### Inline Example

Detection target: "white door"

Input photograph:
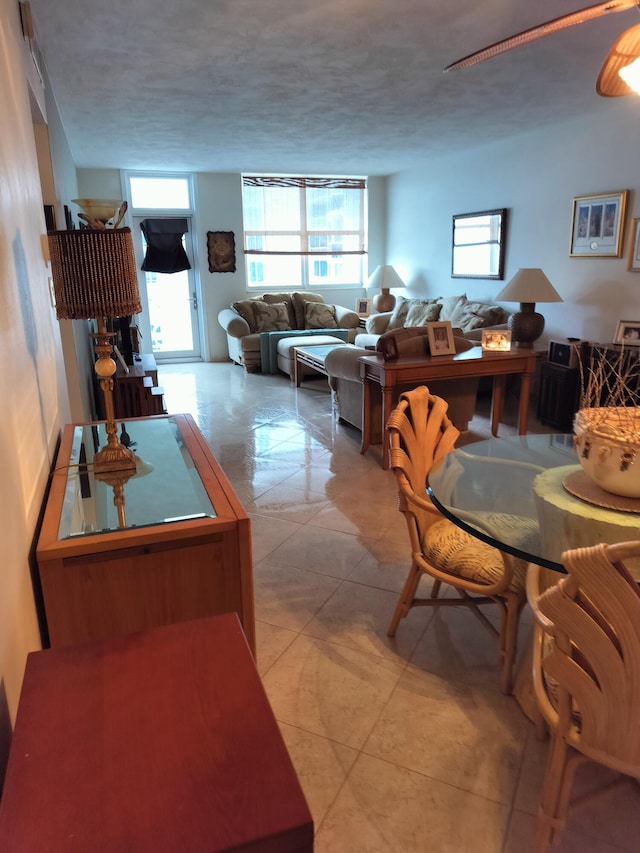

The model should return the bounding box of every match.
[132,215,201,361]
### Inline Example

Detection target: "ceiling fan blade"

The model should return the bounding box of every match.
[597,22,640,94]
[444,0,639,72]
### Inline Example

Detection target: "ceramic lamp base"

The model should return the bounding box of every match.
[508,302,544,348]
[372,288,396,313]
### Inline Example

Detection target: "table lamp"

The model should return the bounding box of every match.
[495,268,562,348]
[48,228,142,472]
[365,265,404,312]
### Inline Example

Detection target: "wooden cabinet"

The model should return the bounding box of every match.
[537,362,580,432]
[36,414,255,654]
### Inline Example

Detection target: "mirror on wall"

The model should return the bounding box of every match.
[451,208,507,279]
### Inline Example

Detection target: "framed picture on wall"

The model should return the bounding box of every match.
[570,190,628,257]
[628,218,640,272]
[614,320,640,345]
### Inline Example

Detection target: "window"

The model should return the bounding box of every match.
[242,175,367,289]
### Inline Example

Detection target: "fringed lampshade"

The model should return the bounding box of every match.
[48,227,142,472]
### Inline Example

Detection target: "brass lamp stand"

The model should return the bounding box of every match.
[48,227,142,473]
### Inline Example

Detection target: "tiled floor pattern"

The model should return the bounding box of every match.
[159,361,640,853]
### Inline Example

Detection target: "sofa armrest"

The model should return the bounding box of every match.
[218,307,250,338]
[366,312,392,335]
[463,322,509,343]
[334,305,360,329]
[324,346,369,383]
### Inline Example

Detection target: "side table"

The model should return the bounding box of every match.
[0,615,313,852]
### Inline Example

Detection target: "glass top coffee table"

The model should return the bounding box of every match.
[293,342,351,386]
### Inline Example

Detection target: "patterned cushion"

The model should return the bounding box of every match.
[405,300,442,327]
[262,292,297,328]
[304,301,338,329]
[436,294,467,321]
[424,515,535,594]
[232,299,258,331]
[252,300,291,332]
[448,300,504,332]
[292,291,324,328]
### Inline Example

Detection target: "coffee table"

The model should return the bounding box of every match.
[294,341,350,386]
[359,346,538,468]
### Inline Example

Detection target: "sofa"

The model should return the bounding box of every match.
[324,326,480,442]
[217,291,360,373]
[355,293,509,349]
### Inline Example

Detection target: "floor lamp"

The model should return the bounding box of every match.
[49,228,142,472]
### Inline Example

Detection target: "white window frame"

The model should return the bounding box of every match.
[242,174,367,290]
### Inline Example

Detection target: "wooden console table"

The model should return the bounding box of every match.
[36,413,255,654]
[360,346,538,468]
[0,614,313,851]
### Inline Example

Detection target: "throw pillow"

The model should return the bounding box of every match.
[448,299,504,332]
[387,296,412,330]
[252,301,292,332]
[304,301,338,329]
[405,300,442,327]
[262,292,296,328]
[436,294,467,322]
[232,299,258,332]
[292,291,324,328]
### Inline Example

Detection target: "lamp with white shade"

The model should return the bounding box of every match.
[495,268,562,348]
[365,265,404,312]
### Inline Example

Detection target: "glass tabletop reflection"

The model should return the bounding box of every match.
[427,434,640,573]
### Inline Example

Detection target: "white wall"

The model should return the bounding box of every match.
[0,0,70,780]
[386,102,640,347]
[77,170,387,361]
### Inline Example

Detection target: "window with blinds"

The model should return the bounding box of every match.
[242,175,367,289]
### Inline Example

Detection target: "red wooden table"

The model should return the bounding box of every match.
[0,614,313,852]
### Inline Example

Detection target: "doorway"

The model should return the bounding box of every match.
[132,216,201,361]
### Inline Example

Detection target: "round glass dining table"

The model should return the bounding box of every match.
[427,434,640,574]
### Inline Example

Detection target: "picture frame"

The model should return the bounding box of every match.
[378,335,399,361]
[356,297,371,316]
[570,190,628,257]
[614,320,640,346]
[427,321,456,356]
[627,217,640,272]
[481,329,512,352]
[207,230,236,273]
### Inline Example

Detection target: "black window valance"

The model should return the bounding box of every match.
[140,218,191,273]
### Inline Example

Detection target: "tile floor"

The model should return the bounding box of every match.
[159,361,640,853]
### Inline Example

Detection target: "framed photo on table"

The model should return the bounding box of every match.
[427,321,456,356]
[570,190,628,257]
[356,297,371,316]
[614,320,640,345]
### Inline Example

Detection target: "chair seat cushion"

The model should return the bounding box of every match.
[425,516,536,593]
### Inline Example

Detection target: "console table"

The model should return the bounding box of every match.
[36,414,255,654]
[359,346,538,468]
[0,614,313,851]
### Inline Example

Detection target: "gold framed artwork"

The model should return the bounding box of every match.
[627,218,640,272]
[427,321,456,356]
[570,190,628,257]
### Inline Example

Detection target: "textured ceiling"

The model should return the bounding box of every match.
[26,0,639,176]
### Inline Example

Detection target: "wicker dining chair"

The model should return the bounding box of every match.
[527,541,640,853]
[386,385,531,695]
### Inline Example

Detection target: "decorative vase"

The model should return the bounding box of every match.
[573,407,640,498]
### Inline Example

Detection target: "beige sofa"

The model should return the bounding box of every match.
[218,291,359,372]
[324,327,480,441]
[355,293,509,349]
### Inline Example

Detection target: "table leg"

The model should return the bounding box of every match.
[294,352,302,387]
[518,373,531,435]
[381,385,394,470]
[360,380,371,455]
[491,375,505,437]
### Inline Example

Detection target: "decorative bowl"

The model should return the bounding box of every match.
[573,407,640,498]
[71,199,122,223]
